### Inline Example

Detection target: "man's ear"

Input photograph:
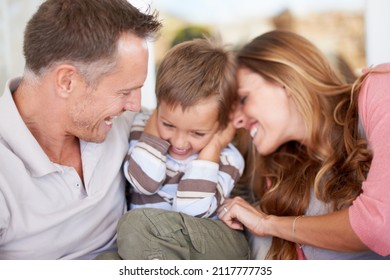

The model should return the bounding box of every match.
[54,64,78,98]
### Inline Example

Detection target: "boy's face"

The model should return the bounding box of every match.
[157,99,220,160]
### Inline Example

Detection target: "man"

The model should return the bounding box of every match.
[0,0,161,259]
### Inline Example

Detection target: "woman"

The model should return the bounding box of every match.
[219,30,390,260]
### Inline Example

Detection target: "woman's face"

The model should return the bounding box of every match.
[233,67,306,155]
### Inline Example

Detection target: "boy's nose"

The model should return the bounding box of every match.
[172,133,188,149]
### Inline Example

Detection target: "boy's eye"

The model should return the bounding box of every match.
[240,96,247,105]
[191,131,206,137]
[162,122,174,128]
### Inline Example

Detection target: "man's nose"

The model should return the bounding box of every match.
[124,90,141,112]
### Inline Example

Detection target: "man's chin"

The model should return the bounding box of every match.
[79,134,107,144]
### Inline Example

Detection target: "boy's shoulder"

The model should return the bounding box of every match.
[220,143,245,174]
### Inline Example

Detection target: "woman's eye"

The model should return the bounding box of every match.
[240,96,247,105]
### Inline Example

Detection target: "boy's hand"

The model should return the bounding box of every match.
[198,122,236,162]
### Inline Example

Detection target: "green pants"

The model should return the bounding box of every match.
[97,208,250,260]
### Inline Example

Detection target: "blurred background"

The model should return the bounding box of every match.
[1,0,389,109]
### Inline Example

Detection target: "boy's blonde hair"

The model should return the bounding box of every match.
[155,37,237,130]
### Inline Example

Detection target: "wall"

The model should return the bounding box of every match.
[0,0,43,94]
[365,0,390,66]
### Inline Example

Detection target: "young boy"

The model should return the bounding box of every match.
[124,38,244,219]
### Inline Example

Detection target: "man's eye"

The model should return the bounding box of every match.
[118,90,132,96]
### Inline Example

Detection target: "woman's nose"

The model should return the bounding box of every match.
[232,107,248,129]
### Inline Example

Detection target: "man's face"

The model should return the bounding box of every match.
[67,33,148,143]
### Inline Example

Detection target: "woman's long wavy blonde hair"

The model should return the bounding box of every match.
[236,30,372,259]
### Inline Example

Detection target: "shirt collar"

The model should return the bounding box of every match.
[0,78,58,177]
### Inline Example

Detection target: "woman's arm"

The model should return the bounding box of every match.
[219,197,368,252]
[348,64,390,255]
[268,208,368,252]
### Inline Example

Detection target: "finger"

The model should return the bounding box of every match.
[228,220,244,231]
[218,210,244,231]
[217,205,230,218]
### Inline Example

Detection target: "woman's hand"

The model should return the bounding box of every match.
[218,196,269,236]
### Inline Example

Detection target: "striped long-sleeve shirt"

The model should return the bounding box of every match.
[124,112,245,219]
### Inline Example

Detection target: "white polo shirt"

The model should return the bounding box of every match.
[0,78,135,259]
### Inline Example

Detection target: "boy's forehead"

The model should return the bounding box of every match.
[158,100,219,128]
[161,97,219,112]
